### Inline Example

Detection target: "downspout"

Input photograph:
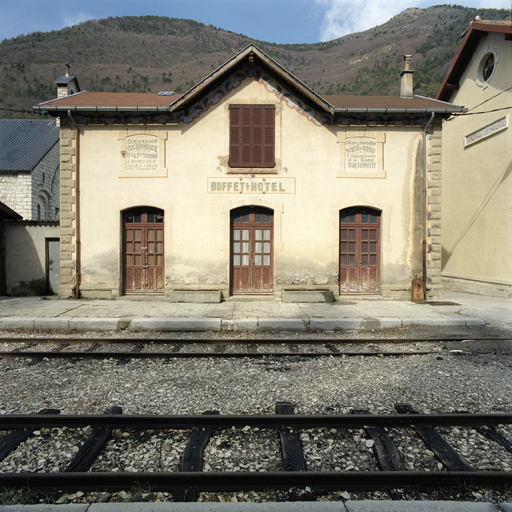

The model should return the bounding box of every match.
[67,110,80,298]
[422,112,435,298]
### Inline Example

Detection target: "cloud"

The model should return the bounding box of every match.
[316,0,417,41]
[316,0,512,41]
[63,12,94,28]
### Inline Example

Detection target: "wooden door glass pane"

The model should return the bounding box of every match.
[231,206,273,293]
[123,207,164,294]
[340,207,380,293]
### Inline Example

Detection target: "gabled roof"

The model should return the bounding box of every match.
[34,44,464,116]
[0,120,59,172]
[169,45,335,115]
[437,20,512,102]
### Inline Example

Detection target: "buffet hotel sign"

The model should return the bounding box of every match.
[464,116,508,147]
[207,177,294,194]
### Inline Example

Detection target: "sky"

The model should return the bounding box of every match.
[0,0,510,44]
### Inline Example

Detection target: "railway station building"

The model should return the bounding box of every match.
[35,45,464,302]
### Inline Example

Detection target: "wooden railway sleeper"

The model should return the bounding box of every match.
[394,403,473,471]
[177,410,219,502]
[0,409,60,462]
[352,409,406,471]
[65,406,122,472]
[276,402,307,472]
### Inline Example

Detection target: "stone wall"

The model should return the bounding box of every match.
[425,119,443,300]
[57,122,76,298]
[0,172,32,219]
[31,142,60,220]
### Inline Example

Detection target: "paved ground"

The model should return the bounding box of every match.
[0,291,510,332]
[1,499,512,511]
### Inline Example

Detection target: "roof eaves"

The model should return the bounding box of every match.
[34,103,171,114]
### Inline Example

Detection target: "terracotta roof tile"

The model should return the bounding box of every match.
[324,95,459,111]
[37,91,182,109]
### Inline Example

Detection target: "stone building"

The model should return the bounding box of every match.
[0,119,61,295]
[35,45,464,301]
[437,20,512,297]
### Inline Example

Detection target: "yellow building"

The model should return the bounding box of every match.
[437,21,512,297]
[35,45,463,302]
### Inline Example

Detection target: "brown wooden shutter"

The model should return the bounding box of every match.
[229,105,275,168]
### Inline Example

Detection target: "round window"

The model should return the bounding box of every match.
[476,50,497,86]
[482,54,494,81]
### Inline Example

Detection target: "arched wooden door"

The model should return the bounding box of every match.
[231,206,273,294]
[339,207,380,293]
[123,207,164,294]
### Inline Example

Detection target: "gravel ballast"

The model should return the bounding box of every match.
[0,327,511,506]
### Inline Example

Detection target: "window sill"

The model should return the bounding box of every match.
[227,167,279,175]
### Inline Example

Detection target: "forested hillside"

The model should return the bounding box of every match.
[0,5,510,118]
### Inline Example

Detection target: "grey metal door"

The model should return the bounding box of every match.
[46,238,60,295]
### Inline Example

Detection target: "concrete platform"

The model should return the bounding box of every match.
[0,291,510,332]
[1,500,511,511]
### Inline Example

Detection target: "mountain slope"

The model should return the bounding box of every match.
[0,5,510,119]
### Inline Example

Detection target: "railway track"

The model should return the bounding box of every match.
[0,403,511,499]
[0,336,510,361]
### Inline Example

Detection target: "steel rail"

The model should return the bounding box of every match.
[0,350,447,359]
[1,413,511,429]
[0,471,510,492]
[0,337,510,344]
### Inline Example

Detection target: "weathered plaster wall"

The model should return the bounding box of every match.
[441,34,512,297]
[4,222,59,296]
[60,77,438,300]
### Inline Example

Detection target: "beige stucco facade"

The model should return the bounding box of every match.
[39,46,458,301]
[4,222,59,296]
[439,22,512,297]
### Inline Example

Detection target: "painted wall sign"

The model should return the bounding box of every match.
[345,137,377,170]
[207,178,294,194]
[464,116,508,147]
[125,135,159,171]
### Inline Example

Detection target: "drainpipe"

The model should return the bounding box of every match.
[67,110,80,298]
[422,112,435,298]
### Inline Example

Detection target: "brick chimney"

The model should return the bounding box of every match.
[400,55,414,99]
